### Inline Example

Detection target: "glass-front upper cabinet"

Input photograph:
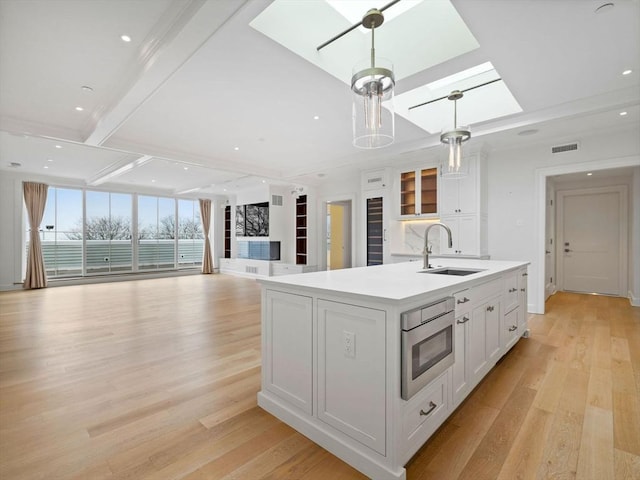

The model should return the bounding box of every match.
[399,167,438,218]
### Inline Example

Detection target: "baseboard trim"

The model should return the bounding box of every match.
[628,290,639,307]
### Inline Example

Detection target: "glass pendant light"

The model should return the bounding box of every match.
[351,9,395,149]
[440,90,470,177]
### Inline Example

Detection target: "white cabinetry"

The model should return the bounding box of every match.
[402,370,449,463]
[317,300,387,455]
[502,266,529,352]
[263,290,313,414]
[440,157,478,215]
[438,154,488,258]
[452,278,502,407]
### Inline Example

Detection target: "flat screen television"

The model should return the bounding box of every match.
[236,202,269,237]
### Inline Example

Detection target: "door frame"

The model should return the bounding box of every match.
[556,185,628,296]
[318,194,356,271]
[533,155,639,313]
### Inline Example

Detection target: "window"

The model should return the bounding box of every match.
[24,187,207,279]
[32,187,83,277]
[177,199,203,267]
[138,196,176,270]
[85,191,133,273]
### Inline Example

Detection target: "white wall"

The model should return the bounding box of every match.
[487,129,640,312]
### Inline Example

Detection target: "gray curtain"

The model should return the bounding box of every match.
[199,198,213,274]
[23,182,48,289]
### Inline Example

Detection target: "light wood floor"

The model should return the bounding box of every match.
[1,275,638,480]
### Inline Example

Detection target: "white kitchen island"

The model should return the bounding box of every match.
[257,259,529,480]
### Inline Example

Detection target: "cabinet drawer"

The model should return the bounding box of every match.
[403,371,449,456]
[453,289,473,315]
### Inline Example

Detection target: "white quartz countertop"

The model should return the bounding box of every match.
[259,259,529,303]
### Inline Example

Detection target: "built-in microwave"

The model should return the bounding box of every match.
[401,297,455,400]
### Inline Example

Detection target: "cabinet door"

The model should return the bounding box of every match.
[502,307,520,351]
[485,297,502,364]
[457,215,478,255]
[452,312,470,406]
[439,177,460,216]
[468,303,488,380]
[264,290,313,415]
[439,216,458,255]
[420,168,438,215]
[457,158,477,214]
[400,170,417,216]
[317,300,386,455]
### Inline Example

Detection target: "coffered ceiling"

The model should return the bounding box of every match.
[0,0,638,196]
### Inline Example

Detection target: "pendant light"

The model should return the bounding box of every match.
[351,9,395,149]
[440,90,470,177]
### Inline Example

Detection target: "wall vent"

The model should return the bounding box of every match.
[271,194,283,206]
[246,266,258,274]
[551,142,579,154]
[367,176,383,184]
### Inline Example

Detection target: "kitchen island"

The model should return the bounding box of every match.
[257,259,529,480]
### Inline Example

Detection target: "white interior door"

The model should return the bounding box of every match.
[557,187,627,295]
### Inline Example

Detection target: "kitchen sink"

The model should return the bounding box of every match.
[419,268,485,276]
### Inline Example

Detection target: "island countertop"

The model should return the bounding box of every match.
[258,258,529,303]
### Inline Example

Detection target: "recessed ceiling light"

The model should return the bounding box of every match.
[223,188,227,192]
[121,34,131,42]
[234,146,240,151]
[183,167,189,170]
[55,145,62,149]
[81,85,93,92]
[620,111,628,116]
[75,106,84,111]
[261,179,266,183]
[151,179,156,183]
[313,115,320,120]
[587,172,593,176]
[47,158,53,162]
[44,165,49,169]
[622,69,632,75]
[518,129,539,136]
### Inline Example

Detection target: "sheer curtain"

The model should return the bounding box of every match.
[199,198,213,274]
[23,182,48,289]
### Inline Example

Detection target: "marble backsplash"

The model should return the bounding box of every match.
[390,220,442,255]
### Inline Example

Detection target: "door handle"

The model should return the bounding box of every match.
[545,250,551,254]
[564,248,571,253]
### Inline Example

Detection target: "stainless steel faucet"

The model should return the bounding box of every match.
[423,223,453,269]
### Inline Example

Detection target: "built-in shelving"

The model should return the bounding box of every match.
[367,197,383,266]
[224,205,231,258]
[296,195,307,265]
[399,167,438,218]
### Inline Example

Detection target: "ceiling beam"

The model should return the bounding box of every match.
[83,0,248,147]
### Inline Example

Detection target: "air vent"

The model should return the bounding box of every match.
[246,266,258,274]
[367,176,383,184]
[551,142,579,154]
[271,194,283,206]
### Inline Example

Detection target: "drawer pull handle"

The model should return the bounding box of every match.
[486,305,495,312]
[509,288,517,293]
[522,272,528,277]
[420,401,437,417]
[457,316,470,324]
[520,288,526,292]
[509,325,518,332]
[457,297,470,304]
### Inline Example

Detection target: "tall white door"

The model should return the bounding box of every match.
[558,187,627,295]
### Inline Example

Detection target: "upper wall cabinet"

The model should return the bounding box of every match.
[398,167,438,218]
[439,157,480,216]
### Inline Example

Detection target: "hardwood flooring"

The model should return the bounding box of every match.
[1,275,638,479]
